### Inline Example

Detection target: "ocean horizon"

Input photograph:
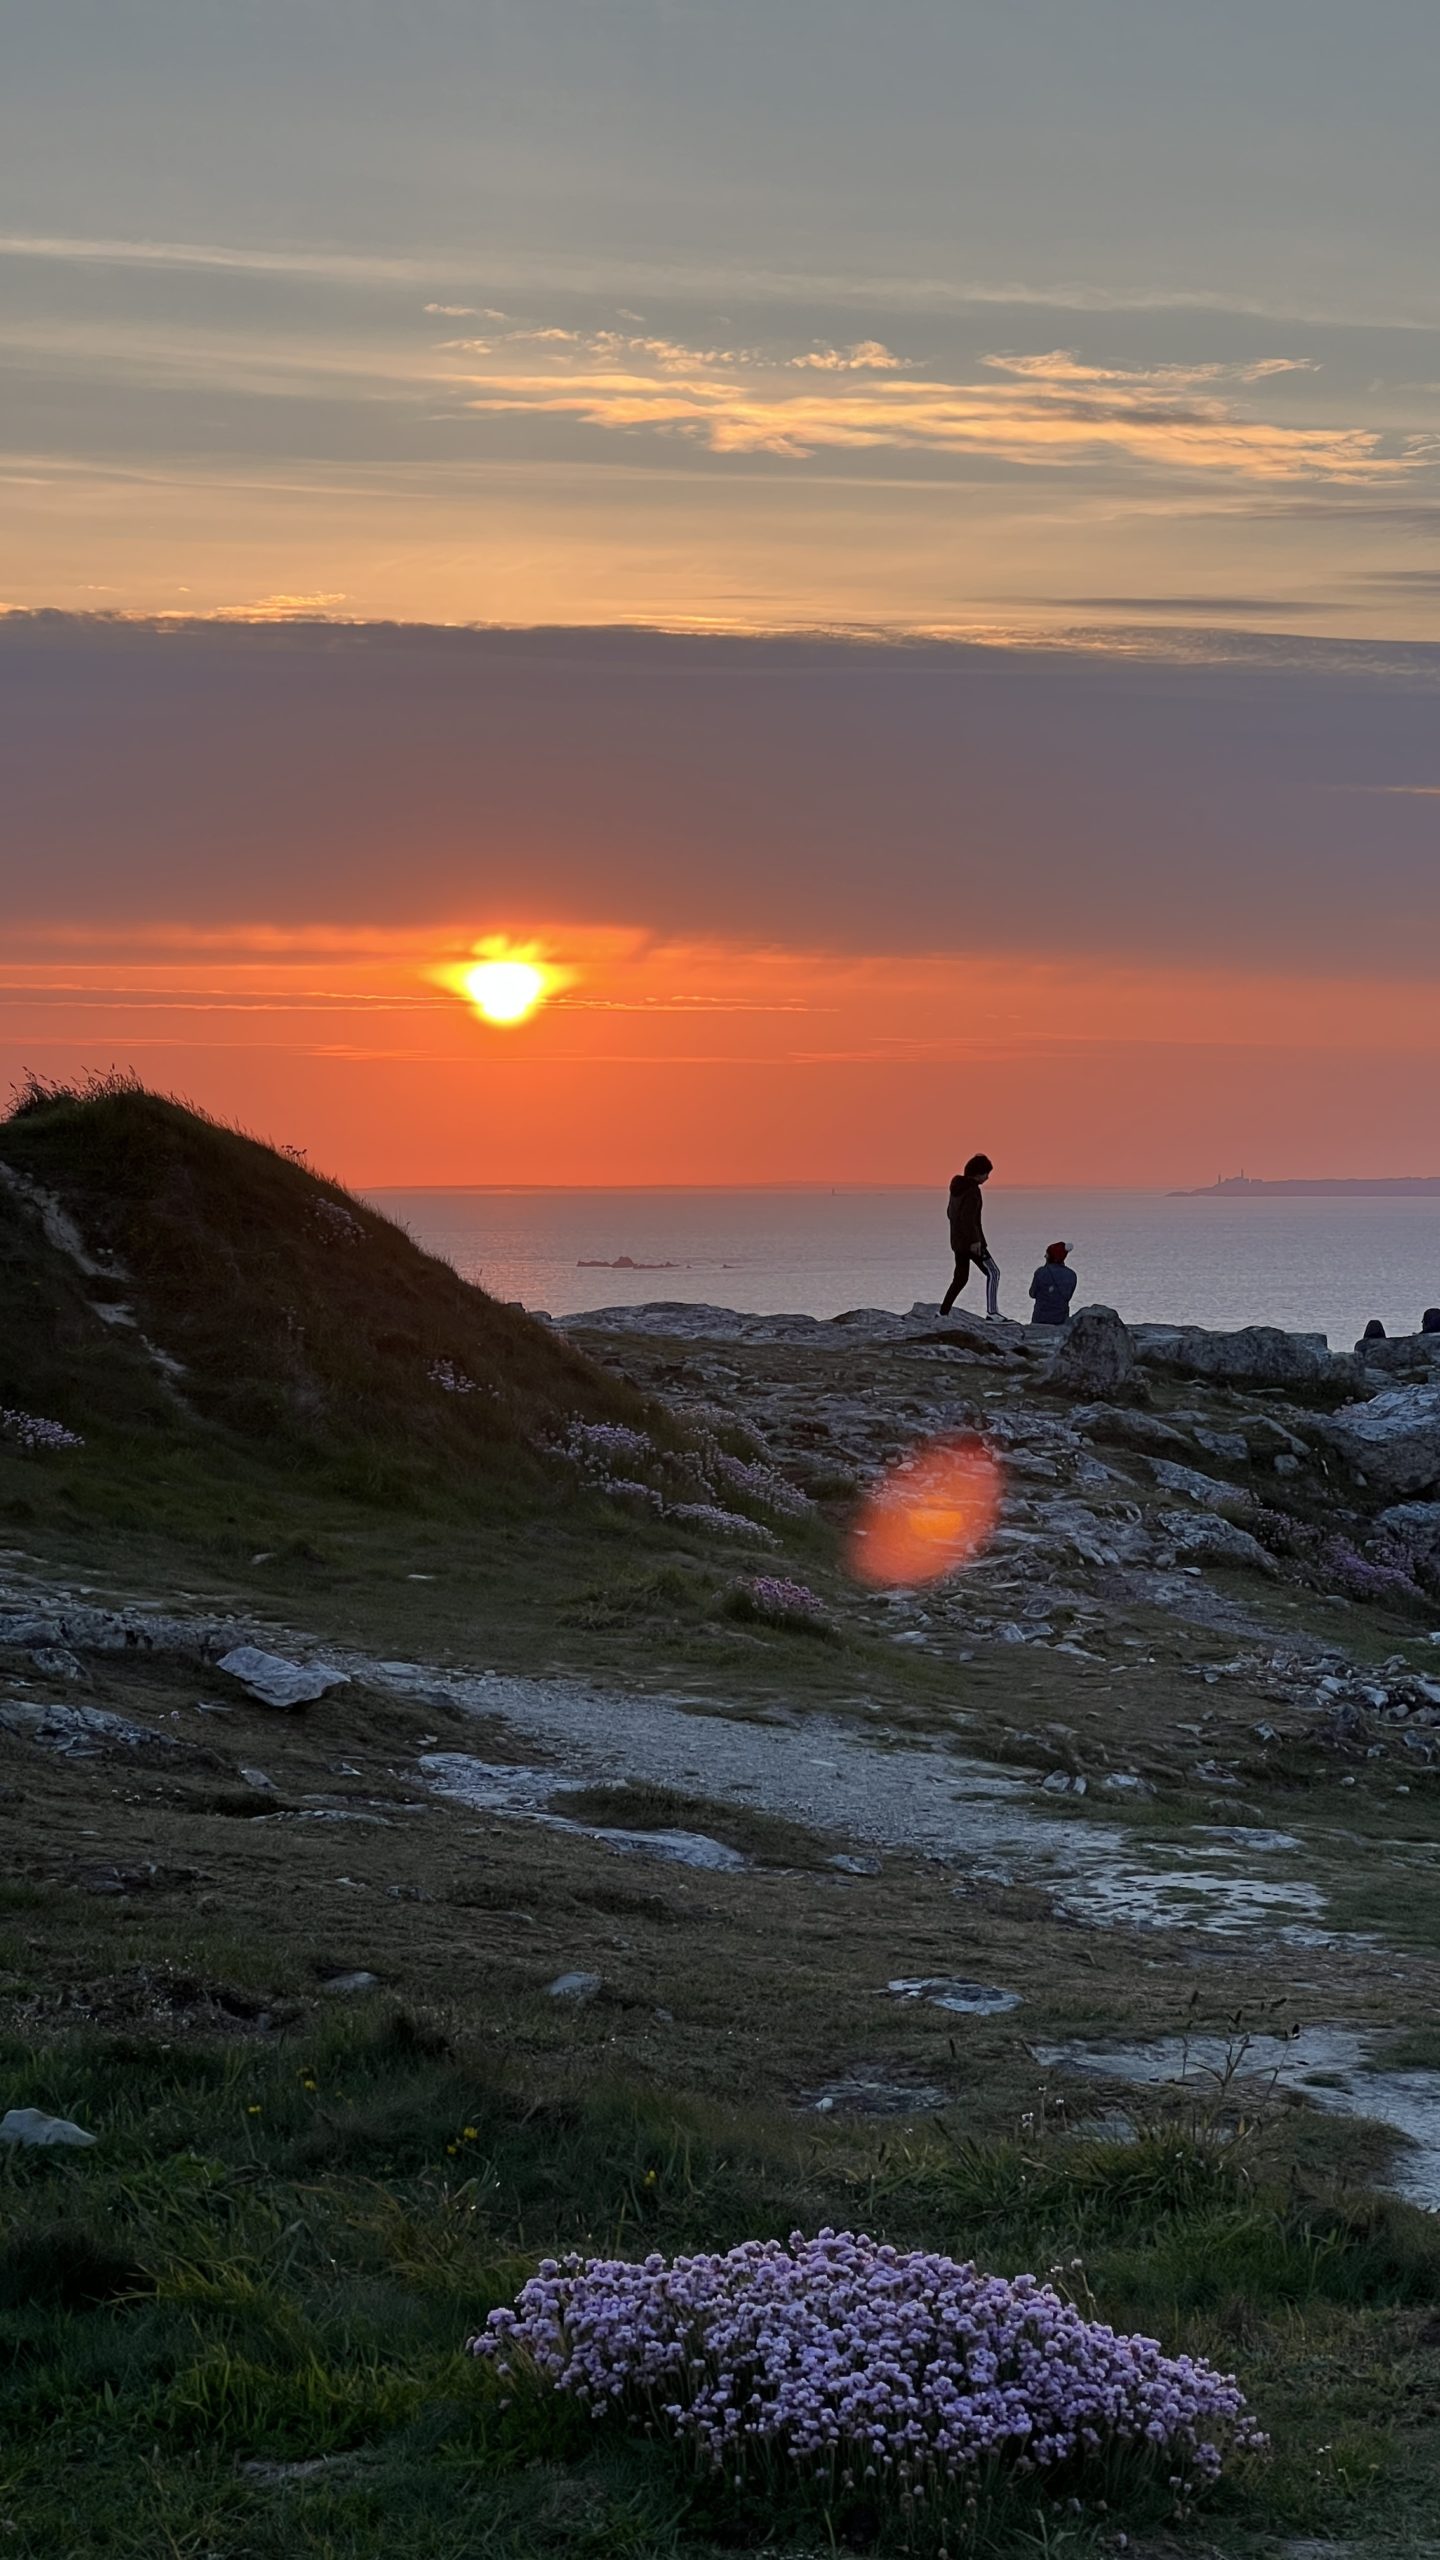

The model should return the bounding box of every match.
[366,1183,1440,1354]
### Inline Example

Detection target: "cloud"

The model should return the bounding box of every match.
[1039,595,1334,617]
[0,231,425,284]
[789,341,911,371]
[454,342,1413,480]
[4,615,1440,980]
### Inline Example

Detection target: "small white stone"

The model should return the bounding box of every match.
[1,2106,96,2149]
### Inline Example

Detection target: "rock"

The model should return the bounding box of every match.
[885,1977,1022,2015]
[1192,1429,1250,1464]
[0,1700,183,1756]
[1070,1404,1188,1455]
[1375,1501,1440,1567]
[217,1646,350,1709]
[1040,1305,1143,1402]
[27,1645,87,1680]
[1,2106,96,2149]
[1099,1772,1154,1798]
[1317,1385,1440,1501]
[0,1605,236,1659]
[238,1766,276,1792]
[827,1852,882,1875]
[547,1970,603,2002]
[805,2072,949,2116]
[1042,1770,1087,1795]
[1157,1510,1277,1575]
[319,1970,379,1995]
[1148,1456,1252,1510]
[1131,1323,1348,1392]
[1358,1333,1440,1380]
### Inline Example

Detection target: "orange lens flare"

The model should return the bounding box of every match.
[847,1436,1002,1590]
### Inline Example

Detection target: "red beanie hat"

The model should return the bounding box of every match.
[1045,1241,1068,1262]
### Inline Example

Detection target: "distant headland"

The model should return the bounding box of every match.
[1174,1172,1440,1198]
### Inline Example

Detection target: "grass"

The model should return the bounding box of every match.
[5,2011,1440,2557]
[0,1079,679,1515]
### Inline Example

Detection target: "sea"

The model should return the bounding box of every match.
[362,1187,1440,1355]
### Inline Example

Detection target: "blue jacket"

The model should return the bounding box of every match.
[1029,1263,1077,1326]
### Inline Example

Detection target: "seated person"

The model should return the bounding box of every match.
[1029,1241,1078,1327]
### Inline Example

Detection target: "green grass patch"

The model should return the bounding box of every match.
[4,2010,1440,2556]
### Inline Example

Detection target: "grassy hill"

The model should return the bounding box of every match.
[0,1077,661,1551]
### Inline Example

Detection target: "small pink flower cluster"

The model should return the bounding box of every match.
[0,1407,85,1455]
[311,1197,363,1242]
[736,1575,828,1621]
[711,1451,814,1520]
[555,1419,656,1474]
[474,2230,1263,2498]
[429,1358,478,1394]
[669,1501,778,1545]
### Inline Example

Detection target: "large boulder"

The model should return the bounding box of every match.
[1130,1323,1350,1392]
[1155,1509,1277,1576]
[1317,1384,1440,1501]
[1040,1305,1144,1402]
[1357,1334,1440,1380]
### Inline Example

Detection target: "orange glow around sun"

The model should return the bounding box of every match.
[848,1436,1003,1589]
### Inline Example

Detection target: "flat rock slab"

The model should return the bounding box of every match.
[807,2074,949,2116]
[1,2106,96,2148]
[217,1646,350,1709]
[0,1700,183,1757]
[886,1977,1022,2016]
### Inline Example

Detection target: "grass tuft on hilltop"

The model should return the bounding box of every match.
[0,1074,660,1519]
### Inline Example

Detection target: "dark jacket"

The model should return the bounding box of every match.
[947,1175,987,1256]
[1029,1263,1077,1326]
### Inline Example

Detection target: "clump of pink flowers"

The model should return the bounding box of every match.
[555,1419,656,1474]
[668,1500,778,1546]
[1,1407,84,1455]
[311,1197,363,1242]
[711,1450,814,1520]
[429,1358,478,1395]
[474,2230,1263,2506]
[728,1574,832,1632]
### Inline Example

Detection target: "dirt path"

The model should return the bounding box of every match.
[355,1648,1337,1941]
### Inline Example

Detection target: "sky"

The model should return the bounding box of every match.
[2,4,1438,1185]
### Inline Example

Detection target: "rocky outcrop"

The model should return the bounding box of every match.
[1357,1334,1440,1381]
[1131,1323,1355,1394]
[1317,1385,1440,1501]
[1039,1306,1145,1403]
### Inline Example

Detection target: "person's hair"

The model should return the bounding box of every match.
[963,1153,992,1179]
[1045,1241,1068,1263]
[1362,1318,1387,1341]
[1423,1307,1440,1333]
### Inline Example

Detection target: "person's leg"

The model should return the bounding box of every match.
[982,1251,1001,1318]
[940,1255,968,1315]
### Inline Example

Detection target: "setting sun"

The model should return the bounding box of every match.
[463,959,548,1024]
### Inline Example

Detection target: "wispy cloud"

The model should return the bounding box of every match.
[8,234,1440,336]
[0,232,427,284]
[453,341,1415,481]
[789,341,911,372]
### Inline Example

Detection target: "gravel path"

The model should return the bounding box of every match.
[354,1649,1332,1939]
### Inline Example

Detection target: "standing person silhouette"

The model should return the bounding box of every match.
[942,1153,1000,1317]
